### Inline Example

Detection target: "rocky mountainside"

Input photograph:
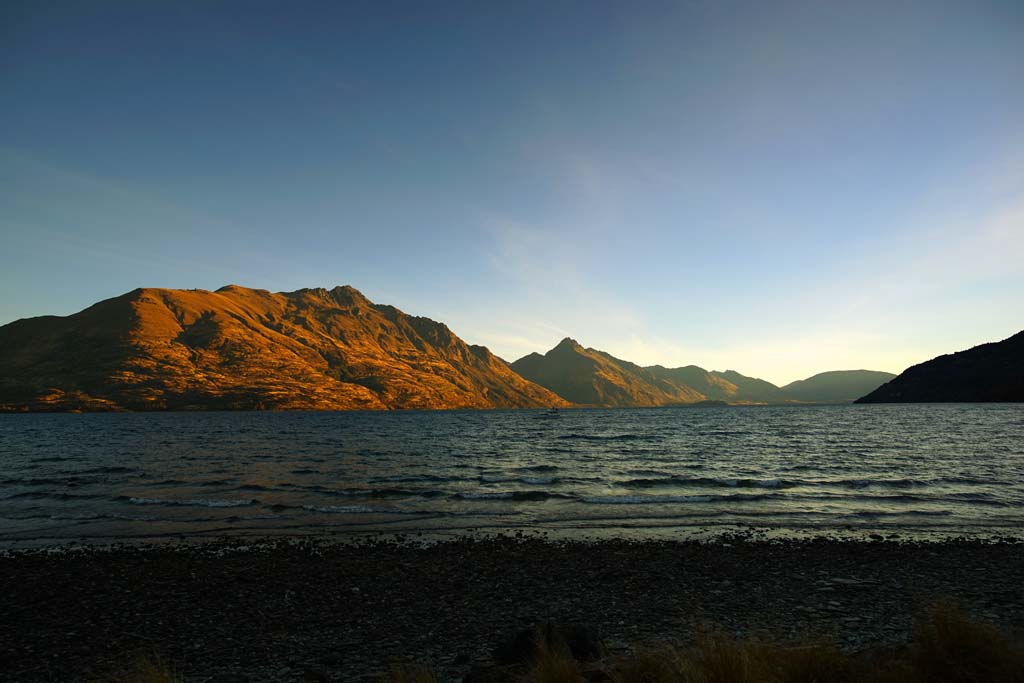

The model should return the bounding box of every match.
[712,369,787,404]
[856,331,1024,403]
[0,285,569,411]
[510,338,705,407]
[781,370,897,403]
[513,340,894,406]
[644,365,744,402]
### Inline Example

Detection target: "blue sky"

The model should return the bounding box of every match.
[2,1,1022,385]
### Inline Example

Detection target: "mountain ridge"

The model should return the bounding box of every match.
[511,340,895,406]
[856,331,1024,403]
[0,284,925,411]
[510,337,705,407]
[0,285,569,412]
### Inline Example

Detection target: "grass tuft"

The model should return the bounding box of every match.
[905,602,1024,683]
[608,644,692,682]
[102,651,181,683]
[522,626,584,683]
[387,661,440,683]
[382,603,1024,683]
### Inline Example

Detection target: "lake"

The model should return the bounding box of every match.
[1,404,1022,546]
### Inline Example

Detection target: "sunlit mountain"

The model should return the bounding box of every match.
[0,285,569,411]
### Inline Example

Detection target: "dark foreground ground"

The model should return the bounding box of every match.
[2,532,1023,682]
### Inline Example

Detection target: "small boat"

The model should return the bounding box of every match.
[537,407,560,418]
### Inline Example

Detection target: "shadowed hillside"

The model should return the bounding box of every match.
[0,285,570,411]
[645,364,742,402]
[510,338,704,407]
[857,331,1024,403]
[514,340,895,406]
[713,369,786,403]
[783,370,897,403]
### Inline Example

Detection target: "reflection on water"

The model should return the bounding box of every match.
[0,404,1022,544]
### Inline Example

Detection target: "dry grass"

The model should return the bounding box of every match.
[384,603,1024,683]
[101,651,180,683]
[903,602,1024,683]
[387,661,440,683]
[607,634,857,683]
[608,643,693,682]
[522,629,585,683]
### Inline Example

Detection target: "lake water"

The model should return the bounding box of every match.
[1,405,1022,546]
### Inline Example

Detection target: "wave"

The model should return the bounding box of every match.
[121,497,258,508]
[616,475,1007,492]
[819,477,996,489]
[369,474,455,484]
[0,477,94,487]
[584,494,713,504]
[853,509,954,517]
[301,504,404,514]
[7,512,163,522]
[623,469,674,477]
[74,466,136,475]
[620,476,788,489]
[454,491,573,501]
[275,484,446,498]
[581,493,773,505]
[480,474,557,485]
[2,491,107,501]
[322,487,446,499]
[557,433,645,442]
[790,492,1010,507]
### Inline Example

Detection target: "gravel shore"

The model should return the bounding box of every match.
[2,533,1022,682]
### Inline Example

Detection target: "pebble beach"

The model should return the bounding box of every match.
[2,533,1023,681]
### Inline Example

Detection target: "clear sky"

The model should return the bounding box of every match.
[2,1,1022,385]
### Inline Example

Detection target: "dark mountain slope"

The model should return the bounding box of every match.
[511,338,704,407]
[782,370,897,403]
[856,331,1024,403]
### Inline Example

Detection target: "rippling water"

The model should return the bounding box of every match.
[1,405,1022,545]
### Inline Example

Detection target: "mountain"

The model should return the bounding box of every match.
[510,338,704,407]
[712,369,786,404]
[514,340,895,406]
[645,365,741,402]
[0,285,569,411]
[856,331,1024,403]
[782,370,897,403]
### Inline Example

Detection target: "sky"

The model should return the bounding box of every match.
[2,1,1022,386]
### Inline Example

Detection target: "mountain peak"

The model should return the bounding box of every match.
[554,337,583,351]
[329,285,369,305]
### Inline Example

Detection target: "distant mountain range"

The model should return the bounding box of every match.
[857,330,1024,403]
[511,338,895,407]
[0,283,942,412]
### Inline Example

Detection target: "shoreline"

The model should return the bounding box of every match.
[4,522,1022,553]
[2,534,1022,681]
[2,402,1022,414]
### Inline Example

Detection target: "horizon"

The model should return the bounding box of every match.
[3,1,1023,386]
[4,278,1012,387]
